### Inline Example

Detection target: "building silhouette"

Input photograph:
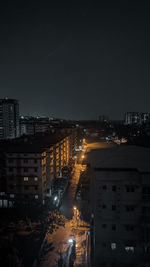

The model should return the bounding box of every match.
[0,98,19,139]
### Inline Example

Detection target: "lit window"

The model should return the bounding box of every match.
[35,195,38,199]
[125,246,134,252]
[111,243,117,250]
[24,177,28,181]
[34,177,38,181]
[10,194,14,198]
[0,192,5,196]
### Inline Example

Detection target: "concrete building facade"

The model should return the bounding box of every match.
[0,134,73,208]
[89,146,150,267]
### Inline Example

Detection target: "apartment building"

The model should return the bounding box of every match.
[20,116,51,136]
[0,133,72,208]
[89,146,150,267]
[0,98,19,139]
[124,112,150,125]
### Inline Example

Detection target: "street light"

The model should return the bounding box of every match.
[68,238,73,244]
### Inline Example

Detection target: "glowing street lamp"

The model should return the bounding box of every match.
[68,238,73,243]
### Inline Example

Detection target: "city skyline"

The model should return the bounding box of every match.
[1,1,150,119]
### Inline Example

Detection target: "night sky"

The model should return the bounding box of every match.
[0,0,150,120]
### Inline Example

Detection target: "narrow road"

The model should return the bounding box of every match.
[60,164,81,219]
[40,164,83,267]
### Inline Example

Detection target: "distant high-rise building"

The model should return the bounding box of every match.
[99,115,109,123]
[20,116,50,136]
[0,98,19,139]
[124,112,150,125]
[124,112,140,125]
[140,112,150,124]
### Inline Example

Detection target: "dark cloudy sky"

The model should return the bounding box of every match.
[0,0,150,119]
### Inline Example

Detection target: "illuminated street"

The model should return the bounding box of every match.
[39,141,115,267]
[86,141,116,152]
[39,163,88,267]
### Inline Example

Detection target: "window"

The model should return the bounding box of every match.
[111,243,117,250]
[34,177,38,181]
[102,185,107,190]
[8,159,14,163]
[125,225,135,231]
[9,167,13,172]
[143,187,150,194]
[112,205,116,211]
[112,224,116,231]
[34,168,37,172]
[24,185,28,190]
[102,224,107,228]
[102,205,106,209]
[24,177,28,181]
[10,194,14,198]
[0,192,5,196]
[35,186,38,190]
[24,159,28,163]
[35,195,39,199]
[126,205,135,211]
[34,159,37,163]
[125,246,134,252]
[112,185,116,191]
[9,185,14,189]
[126,185,134,192]
[24,167,28,172]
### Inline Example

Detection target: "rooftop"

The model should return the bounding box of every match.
[0,132,70,153]
[86,145,150,173]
